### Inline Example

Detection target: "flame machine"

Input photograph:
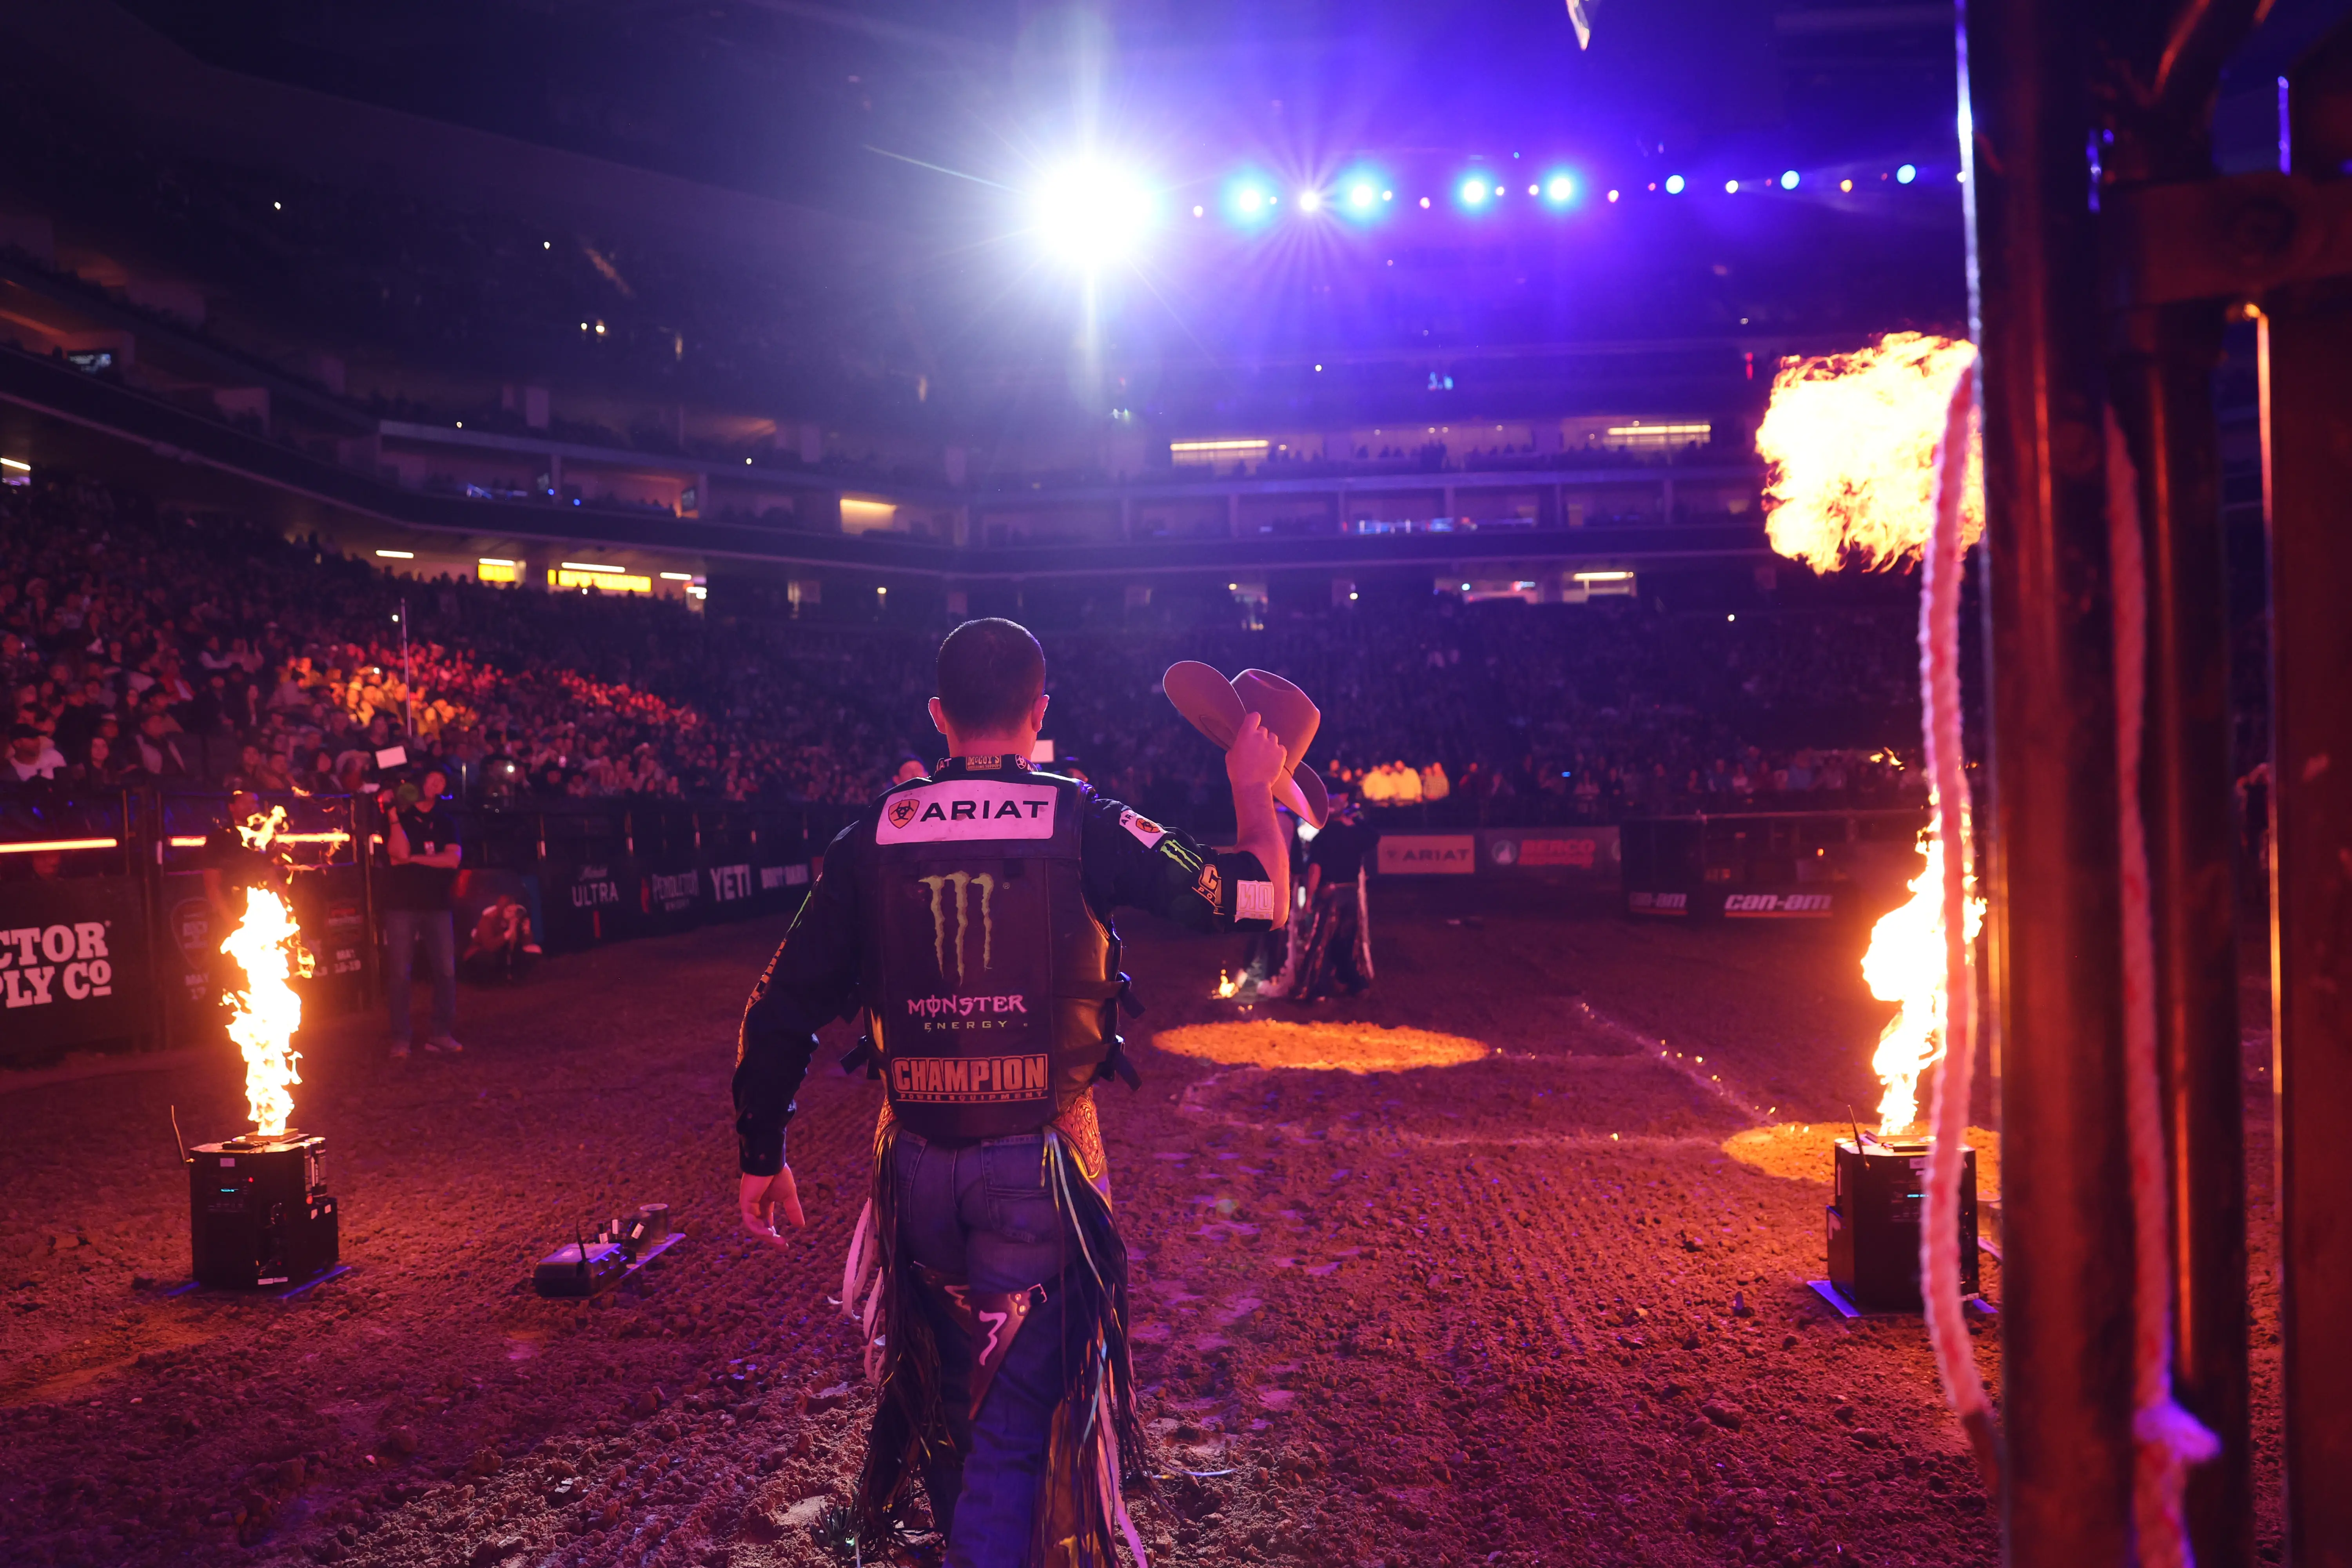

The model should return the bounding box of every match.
[188,1132,339,1289]
[1826,1136,1978,1314]
[185,808,339,1288]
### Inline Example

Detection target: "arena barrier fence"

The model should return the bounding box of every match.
[0,789,863,1067]
[1373,826,1621,881]
[1618,808,1929,922]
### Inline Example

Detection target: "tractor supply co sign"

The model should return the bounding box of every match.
[0,877,150,1058]
[1377,835,1477,875]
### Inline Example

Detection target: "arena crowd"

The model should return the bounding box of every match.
[4,475,1930,824]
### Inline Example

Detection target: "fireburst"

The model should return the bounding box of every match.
[1756,332,1982,572]
[1861,829,1984,1132]
[222,807,314,1137]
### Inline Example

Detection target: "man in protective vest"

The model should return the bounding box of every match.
[731,619,1309,1567]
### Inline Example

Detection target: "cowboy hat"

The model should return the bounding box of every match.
[1161,661,1330,828]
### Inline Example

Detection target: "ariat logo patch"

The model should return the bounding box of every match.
[1119,809,1166,848]
[877,782,1058,843]
[892,1054,1051,1103]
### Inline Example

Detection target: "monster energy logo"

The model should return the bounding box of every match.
[919,871,996,983]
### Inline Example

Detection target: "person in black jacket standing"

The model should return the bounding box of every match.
[731,619,1303,1568]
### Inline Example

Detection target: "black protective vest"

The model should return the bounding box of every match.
[861,765,1122,1140]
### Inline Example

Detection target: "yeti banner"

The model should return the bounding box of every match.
[0,876,152,1061]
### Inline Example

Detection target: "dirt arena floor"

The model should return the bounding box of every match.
[0,881,2282,1568]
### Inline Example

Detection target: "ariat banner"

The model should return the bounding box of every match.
[877,782,1058,844]
[1376,834,1477,875]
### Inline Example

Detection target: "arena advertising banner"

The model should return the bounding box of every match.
[704,858,759,921]
[638,858,706,936]
[1477,828,1621,884]
[287,865,370,1017]
[0,876,151,1060]
[542,857,644,953]
[1376,835,1478,875]
[1375,829,1622,880]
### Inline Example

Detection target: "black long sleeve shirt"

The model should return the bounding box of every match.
[731,757,1272,1175]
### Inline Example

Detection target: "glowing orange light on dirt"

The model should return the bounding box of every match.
[1862,830,1984,1132]
[221,886,313,1137]
[1756,332,1983,572]
[1213,968,1241,1000]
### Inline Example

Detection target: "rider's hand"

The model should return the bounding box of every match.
[1225,712,1286,791]
[738,1169,805,1247]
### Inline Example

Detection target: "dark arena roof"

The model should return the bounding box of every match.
[0,0,2002,594]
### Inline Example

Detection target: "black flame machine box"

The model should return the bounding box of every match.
[189,1133,339,1289]
[1826,1136,1978,1312]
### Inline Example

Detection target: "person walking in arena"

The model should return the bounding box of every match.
[730,619,1314,1566]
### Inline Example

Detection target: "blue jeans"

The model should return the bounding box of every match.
[383,908,456,1044]
[893,1130,1077,1568]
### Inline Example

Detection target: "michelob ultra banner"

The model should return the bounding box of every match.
[0,876,151,1061]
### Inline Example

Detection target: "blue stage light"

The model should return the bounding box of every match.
[1664,174,1686,194]
[1779,169,1800,190]
[1896,163,1918,184]
[1298,190,1322,213]
[1544,173,1576,204]
[1226,175,1276,226]
[1348,182,1377,210]
[1459,176,1490,208]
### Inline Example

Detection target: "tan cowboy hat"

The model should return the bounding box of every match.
[1161,661,1330,828]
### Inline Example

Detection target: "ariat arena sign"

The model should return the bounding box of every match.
[878,782,1058,844]
[1376,835,1477,875]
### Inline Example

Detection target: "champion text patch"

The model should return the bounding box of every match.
[878,782,1058,843]
[891,1053,1051,1103]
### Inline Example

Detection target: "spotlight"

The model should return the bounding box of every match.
[1348,182,1377,210]
[1227,176,1276,226]
[1779,169,1799,190]
[1418,195,1431,208]
[1298,189,1322,212]
[1459,176,1490,207]
[1544,173,1576,204]
[1664,174,1686,194]
[1033,160,1156,264]
[1527,184,1540,197]
[1607,189,1620,202]
[1725,179,1740,194]
[1494,183,1506,197]
[1896,163,1918,184]
[1839,178,1853,193]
